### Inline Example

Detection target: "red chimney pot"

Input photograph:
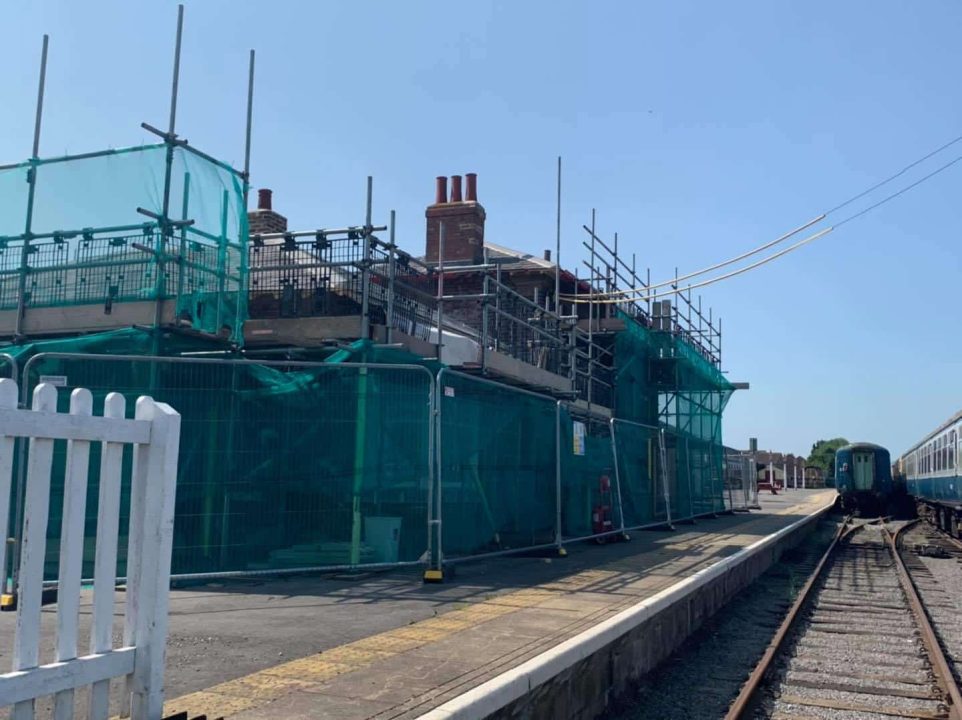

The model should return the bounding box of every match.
[435,176,448,205]
[465,173,478,202]
[450,175,463,203]
[257,188,273,211]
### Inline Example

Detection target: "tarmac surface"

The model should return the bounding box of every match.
[0,488,835,719]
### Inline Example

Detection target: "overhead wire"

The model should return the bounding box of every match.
[578,214,825,298]
[563,147,962,305]
[825,131,962,215]
[563,132,962,302]
[572,227,835,304]
[561,133,962,304]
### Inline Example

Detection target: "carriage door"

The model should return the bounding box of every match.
[853,451,874,490]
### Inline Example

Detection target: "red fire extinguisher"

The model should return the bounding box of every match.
[593,474,613,540]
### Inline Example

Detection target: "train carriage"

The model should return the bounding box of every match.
[834,442,898,515]
[899,409,962,535]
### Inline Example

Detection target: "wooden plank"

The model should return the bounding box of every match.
[0,648,135,706]
[88,392,127,720]
[12,383,58,720]
[53,388,93,720]
[0,408,149,444]
[0,379,18,596]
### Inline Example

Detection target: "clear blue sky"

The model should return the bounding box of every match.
[3,1,960,458]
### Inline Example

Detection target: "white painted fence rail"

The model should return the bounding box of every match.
[0,380,181,720]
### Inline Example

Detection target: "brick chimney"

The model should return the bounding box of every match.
[425,173,485,264]
[248,188,288,236]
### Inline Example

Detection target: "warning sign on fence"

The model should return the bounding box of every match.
[573,421,586,456]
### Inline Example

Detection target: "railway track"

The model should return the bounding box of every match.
[725,519,962,720]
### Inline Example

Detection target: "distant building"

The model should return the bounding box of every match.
[751,451,808,487]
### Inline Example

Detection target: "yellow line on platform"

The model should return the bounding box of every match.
[162,584,553,717]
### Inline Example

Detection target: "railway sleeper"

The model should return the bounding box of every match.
[772,698,948,720]
[774,687,948,719]
[782,672,941,700]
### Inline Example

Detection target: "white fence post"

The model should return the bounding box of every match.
[12,384,58,720]
[88,393,127,720]
[0,383,181,720]
[53,389,93,720]
[125,397,181,719]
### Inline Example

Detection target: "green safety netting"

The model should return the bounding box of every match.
[0,144,247,341]
[6,332,432,581]
[437,371,557,558]
[609,419,671,528]
[612,310,733,515]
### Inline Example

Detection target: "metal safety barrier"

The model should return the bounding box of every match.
[3,353,740,589]
[428,371,732,578]
[432,369,561,572]
[8,353,435,593]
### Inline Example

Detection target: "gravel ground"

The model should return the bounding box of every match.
[605,518,839,720]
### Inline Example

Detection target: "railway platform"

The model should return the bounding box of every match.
[0,488,835,719]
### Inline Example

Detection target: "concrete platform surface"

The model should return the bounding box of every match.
[0,488,835,719]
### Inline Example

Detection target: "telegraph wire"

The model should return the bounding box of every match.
[825,132,962,215]
[564,132,962,303]
[563,148,962,304]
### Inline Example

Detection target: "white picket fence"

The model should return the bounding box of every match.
[0,380,181,720]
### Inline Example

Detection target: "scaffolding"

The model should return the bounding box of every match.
[0,6,254,345]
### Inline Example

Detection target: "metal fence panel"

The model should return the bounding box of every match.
[611,419,672,529]
[557,408,623,542]
[723,450,752,512]
[16,354,433,581]
[436,370,557,561]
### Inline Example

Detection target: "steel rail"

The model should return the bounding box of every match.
[724,516,856,720]
[888,520,962,720]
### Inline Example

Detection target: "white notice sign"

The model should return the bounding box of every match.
[573,421,586,456]
[39,375,68,387]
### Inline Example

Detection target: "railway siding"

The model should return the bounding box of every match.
[765,525,947,719]
[900,523,962,691]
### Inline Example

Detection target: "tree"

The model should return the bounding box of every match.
[807,438,850,476]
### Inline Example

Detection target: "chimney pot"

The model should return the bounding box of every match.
[257,188,273,211]
[465,173,478,202]
[544,249,552,262]
[435,176,448,205]
[450,175,463,203]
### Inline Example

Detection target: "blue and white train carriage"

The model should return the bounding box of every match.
[899,408,962,534]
